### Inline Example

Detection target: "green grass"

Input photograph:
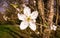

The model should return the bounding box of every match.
[0,25,34,38]
[0,25,60,38]
[0,25,22,38]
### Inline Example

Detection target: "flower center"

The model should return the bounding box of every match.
[26,17,31,22]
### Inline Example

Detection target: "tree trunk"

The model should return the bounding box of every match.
[37,0,45,24]
[47,0,54,26]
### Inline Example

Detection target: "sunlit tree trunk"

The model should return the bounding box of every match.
[37,0,45,24]
[37,0,48,38]
[47,0,54,26]
[37,0,45,38]
[38,0,54,38]
[44,0,54,38]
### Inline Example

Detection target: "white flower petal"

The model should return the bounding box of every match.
[17,13,26,20]
[31,11,38,19]
[24,7,31,16]
[31,19,36,22]
[33,19,36,22]
[20,21,28,30]
[29,21,36,31]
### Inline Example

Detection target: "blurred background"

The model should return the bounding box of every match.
[0,0,60,38]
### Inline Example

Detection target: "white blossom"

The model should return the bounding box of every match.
[17,6,38,31]
[50,25,57,31]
